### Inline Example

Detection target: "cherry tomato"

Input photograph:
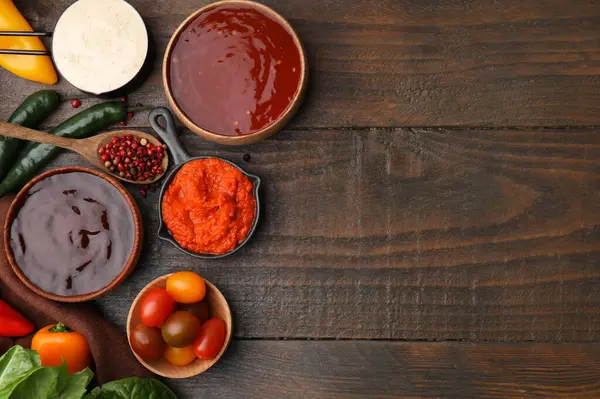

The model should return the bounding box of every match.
[179,301,210,325]
[161,311,201,348]
[140,288,176,327]
[164,345,196,366]
[130,324,165,361]
[193,318,226,360]
[166,272,206,304]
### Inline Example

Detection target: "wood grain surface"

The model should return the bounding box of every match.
[3,0,600,128]
[158,341,600,398]
[3,0,600,397]
[41,126,600,342]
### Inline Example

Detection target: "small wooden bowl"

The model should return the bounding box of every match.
[126,274,233,378]
[163,0,308,146]
[3,166,143,303]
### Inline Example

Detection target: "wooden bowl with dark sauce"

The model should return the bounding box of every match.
[163,0,308,145]
[3,166,143,303]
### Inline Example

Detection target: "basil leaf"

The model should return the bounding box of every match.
[83,378,177,399]
[0,346,41,389]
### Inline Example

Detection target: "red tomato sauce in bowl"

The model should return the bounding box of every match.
[168,2,303,137]
[161,158,256,255]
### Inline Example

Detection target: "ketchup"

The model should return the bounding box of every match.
[169,3,302,136]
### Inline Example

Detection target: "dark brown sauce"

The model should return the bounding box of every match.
[101,210,109,230]
[76,260,92,272]
[18,234,26,254]
[10,172,135,296]
[169,3,302,136]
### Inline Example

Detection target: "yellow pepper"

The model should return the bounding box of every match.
[0,0,57,84]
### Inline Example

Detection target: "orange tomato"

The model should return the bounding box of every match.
[31,323,91,374]
[166,272,206,304]
[164,345,196,366]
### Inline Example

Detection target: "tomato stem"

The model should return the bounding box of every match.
[49,322,73,333]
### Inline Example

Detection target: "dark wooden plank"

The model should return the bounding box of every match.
[166,341,600,398]
[3,0,600,128]
[36,126,600,341]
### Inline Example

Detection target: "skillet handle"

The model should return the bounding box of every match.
[149,107,190,165]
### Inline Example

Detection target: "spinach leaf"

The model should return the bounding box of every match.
[0,347,91,399]
[0,345,41,389]
[7,363,64,399]
[0,346,173,399]
[0,366,41,399]
[83,378,177,399]
[56,367,94,399]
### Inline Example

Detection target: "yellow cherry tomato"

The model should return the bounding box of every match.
[166,272,206,304]
[164,345,196,367]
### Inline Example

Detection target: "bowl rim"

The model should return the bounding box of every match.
[126,273,233,378]
[3,166,143,303]
[51,0,151,97]
[162,0,309,145]
[157,156,261,259]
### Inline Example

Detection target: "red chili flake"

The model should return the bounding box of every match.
[71,99,81,108]
[120,96,128,103]
[127,112,134,119]
[120,121,127,126]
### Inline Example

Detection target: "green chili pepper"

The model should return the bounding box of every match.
[0,102,126,197]
[0,90,60,181]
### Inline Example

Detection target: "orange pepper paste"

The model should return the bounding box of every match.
[162,158,256,254]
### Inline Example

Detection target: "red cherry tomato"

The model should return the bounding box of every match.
[140,288,176,327]
[130,324,165,361]
[193,318,227,360]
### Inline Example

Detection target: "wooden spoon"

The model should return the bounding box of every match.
[0,122,169,185]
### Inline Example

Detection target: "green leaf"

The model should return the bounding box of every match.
[6,362,64,399]
[0,366,41,399]
[55,368,94,399]
[0,349,91,399]
[0,346,41,389]
[82,387,101,399]
[82,378,178,399]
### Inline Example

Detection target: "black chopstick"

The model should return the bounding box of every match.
[0,31,52,55]
[0,49,49,55]
[0,31,52,37]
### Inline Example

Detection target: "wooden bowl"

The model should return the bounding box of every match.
[126,274,233,378]
[3,166,143,303]
[163,0,308,146]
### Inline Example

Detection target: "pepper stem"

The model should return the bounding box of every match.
[49,323,73,333]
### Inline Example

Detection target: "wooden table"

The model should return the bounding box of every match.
[3,0,600,397]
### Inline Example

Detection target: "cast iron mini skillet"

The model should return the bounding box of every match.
[149,107,261,259]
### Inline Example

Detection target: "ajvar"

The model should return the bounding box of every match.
[162,158,256,255]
